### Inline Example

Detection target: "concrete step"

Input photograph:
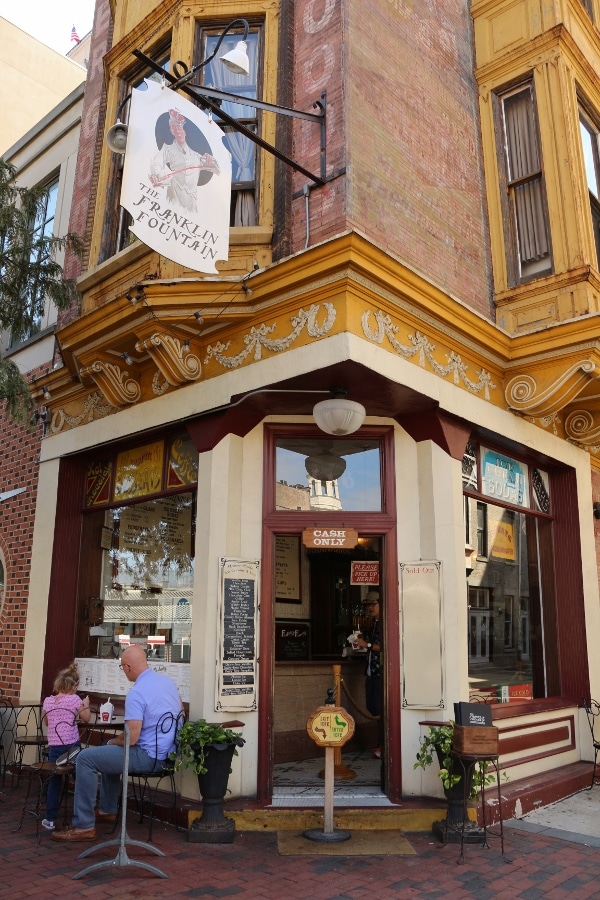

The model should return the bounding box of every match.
[179,761,595,833]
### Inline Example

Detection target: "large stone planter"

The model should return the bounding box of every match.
[188,743,237,843]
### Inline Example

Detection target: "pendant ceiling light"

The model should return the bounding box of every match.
[313,389,366,436]
[305,451,347,482]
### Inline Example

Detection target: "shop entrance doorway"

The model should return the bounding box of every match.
[272,537,387,804]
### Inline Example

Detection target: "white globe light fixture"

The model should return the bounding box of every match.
[313,391,366,436]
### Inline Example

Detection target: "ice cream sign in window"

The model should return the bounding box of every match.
[481,448,529,508]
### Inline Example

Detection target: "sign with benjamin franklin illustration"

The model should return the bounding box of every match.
[120,79,232,273]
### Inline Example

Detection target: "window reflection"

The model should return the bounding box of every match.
[275,439,381,512]
[93,492,194,662]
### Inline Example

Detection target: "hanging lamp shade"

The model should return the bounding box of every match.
[220,41,250,75]
[313,398,366,436]
[305,452,346,482]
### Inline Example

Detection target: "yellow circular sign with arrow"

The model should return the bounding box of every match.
[306,705,355,747]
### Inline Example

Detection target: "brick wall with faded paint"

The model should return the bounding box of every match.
[291,0,493,319]
[59,0,112,329]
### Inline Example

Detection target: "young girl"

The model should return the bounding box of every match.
[41,662,91,831]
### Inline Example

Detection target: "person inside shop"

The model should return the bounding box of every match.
[354,590,382,758]
[52,644,183,843]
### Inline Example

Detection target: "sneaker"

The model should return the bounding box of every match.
[41,819,55,831]
[373,748,381,759]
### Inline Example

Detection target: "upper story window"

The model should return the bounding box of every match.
[111,51,171,257]
[579,109,600,269]
[10,177,58,346]
[496,82,552,285]
[579,0,595,19]
[196,22,261,227]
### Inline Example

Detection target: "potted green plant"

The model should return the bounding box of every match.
[172,719,245,843]
[414,722,494,842]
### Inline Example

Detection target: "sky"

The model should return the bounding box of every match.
[0,0,96,55]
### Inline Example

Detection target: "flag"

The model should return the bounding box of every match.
[70,25,80,43]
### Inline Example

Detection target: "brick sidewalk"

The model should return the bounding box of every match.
[2,784,600,899]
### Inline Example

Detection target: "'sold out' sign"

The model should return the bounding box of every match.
[302,528,359,549]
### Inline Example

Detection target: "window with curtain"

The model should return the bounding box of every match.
[197,24,260,227]
[579,110,600,268]
[114,52,172,255]
[498,83,552,284]
[100,48,171,261]
[9,177,58,346]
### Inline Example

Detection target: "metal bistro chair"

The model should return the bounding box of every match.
[14,716,92,839]
[0,696,16,790]
[582,699,600,789]
[129,710,185,841]
[11,703,47,784]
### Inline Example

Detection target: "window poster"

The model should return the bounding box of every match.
[275,535,301,602]
[114,441,164,501]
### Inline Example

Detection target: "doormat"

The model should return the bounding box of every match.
[277,829,416,856]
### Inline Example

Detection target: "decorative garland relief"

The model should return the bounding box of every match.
[49,303,500,434]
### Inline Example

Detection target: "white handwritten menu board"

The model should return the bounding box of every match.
[215,557,260,711]
[76,657,191,703]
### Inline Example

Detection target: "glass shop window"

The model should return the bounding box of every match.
[100,492,195,663]
[463,442,555,703]
[275,438,382,512]
[77,435,197,665]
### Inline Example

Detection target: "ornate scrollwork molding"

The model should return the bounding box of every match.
[50,391,114,434]
[505,360,596,417]
[361,309,496,399]
[204,303,336,369]
[79,360,141,407]
[564,409,600,448]
[135,333,201,386]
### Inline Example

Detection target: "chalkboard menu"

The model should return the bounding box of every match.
[216,558,260,711]
[275,621,310,660]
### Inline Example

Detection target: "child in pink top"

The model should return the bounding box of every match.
[41,662,91,831]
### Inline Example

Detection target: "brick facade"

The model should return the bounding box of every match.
[59,0,112,328]
[292,0,493,318]
[0,367,47,699]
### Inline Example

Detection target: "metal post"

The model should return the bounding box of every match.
[73,724,168,880]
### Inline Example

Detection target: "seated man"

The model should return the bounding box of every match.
[52,644,183,842]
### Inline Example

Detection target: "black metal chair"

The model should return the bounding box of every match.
[128,710,185,841]
[582,699,600,789]
[0,696,15,789]
[11,704,46,785]
[14,716,91,839]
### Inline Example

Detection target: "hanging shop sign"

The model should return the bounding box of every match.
[120,79,231,274]
[302,528,359,549]
[481,447,529,508]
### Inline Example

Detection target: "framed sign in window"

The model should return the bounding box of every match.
[275,621,310,661]
[275,535,301,603]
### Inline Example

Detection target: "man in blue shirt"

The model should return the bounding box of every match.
[53,644,182,842]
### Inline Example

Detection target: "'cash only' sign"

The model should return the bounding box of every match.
[120,79,232,274]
